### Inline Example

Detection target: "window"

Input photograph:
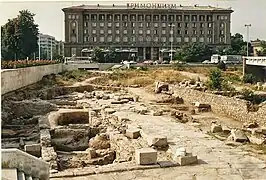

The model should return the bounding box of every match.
[154,15,159,21]
[68,15,72,19]
[176,15,182,21]
[84,22,88,27]
[71,47,76,55]
[116,30,120,34]
[217,15,220,20]
[208,30,212,35]
[161,37,166,42]
[146,22,151,27]
[192,15,197,21]
[123,36,128,42]
[200,23,204,28]
[72,22,76,28]
[208,23,212,28]
[132,22,135,27]
[139,22,143,27]
[185,30,188,35]
[162,30,166,35]
[92,30,96,34]
[192,37,197,42]
[84,36,87,42]
[72,15,75,19]
[154,23,158,27]
[199,37,204,42]
[220,23,224,28]
[93,37,97,42]
[169,37,173,42]
[207,15,212,21]
[99,14,105,21]
[123,22,128,27]
[162,23,166,27]
[115,14,120,21]
[132,37,136,42]
[146,15,151,21]
[115,36,120,42]
[185,23,189,28]
[139,36,143,42]
[199,15,205,21]
[107,36,112,42]
[108,30,112,34]
[193,30,197,35]
[192,23,196,28]
[84,29,88,34]
[154,30,158,34]
[100,37,104,42]
[169,15,174,21]
[177,23,181,28]
[130,15,136,21]
[92,23,96,27]
[170,30,173,35]
[100,30,104,34]
[200,30,204,35]
[184,15,189,21]
[123,15,128,21]
[184,37,189,42]
[161,15,166,21]
[220,30,224,35]
[108,23,112,27]
[116,22,120,27]
[146,36,151,42]
[208,37,212,43]
[146,30,151,34]
[123,30,127,34]
[220,37,225,43]
[154,36,159,42]
[132,30,135,34]
[138,15,144,21]
[107,15,113,21]
[100,22,104,27]
[92,14,97,21]
[177,37,181,42]
[177,30,181,35]
[139,30,143,34]
[224,16,228,20]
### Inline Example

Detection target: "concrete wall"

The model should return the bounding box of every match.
[173,87,266,123]
[246,65,266,82]
[1,64,78,95]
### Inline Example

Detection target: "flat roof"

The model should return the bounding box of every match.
[62,4,233,12]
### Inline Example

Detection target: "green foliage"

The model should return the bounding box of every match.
[208,69,223,90]
[217,61,227,71]
[61,70,89,81]
[242,74,257,84]
[256,41,266,56]
[1,10,39,60]
[173,42,212,62]
[224,74,241,83]
[240,88,264,104]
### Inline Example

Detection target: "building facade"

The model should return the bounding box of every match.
[62,3,233,60]
[39,33,58,59]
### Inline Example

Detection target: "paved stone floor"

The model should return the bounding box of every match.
[52,88,266,180]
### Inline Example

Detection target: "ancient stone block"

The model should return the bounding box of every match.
[135,148,157,165]
[222,126,231,134]
[211,124,223,133]
[147,135,168,148]
[125,129,141,139]
[176,155,198,166]
[231,129,249,143]
[85,148,97,158]
[24,144,41,157]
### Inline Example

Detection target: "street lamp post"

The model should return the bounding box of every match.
[243,24,251,76]
[38,34,41,60]
[168,23,175,61]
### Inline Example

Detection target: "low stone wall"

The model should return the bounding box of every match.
[173,87,266,123]
[1,64,78,95]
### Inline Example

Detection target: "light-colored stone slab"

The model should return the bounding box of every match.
[147,135,168,148]
[125,129,141,139]
[135,148,157,165]
[176,155,198,166]
[2,168,18,180]
[24,144,41,157]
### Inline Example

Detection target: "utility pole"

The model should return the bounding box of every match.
[243,24,251,76]
[168,23,175,61]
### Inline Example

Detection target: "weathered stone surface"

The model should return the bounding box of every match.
[230,129,249,143]
[24,144,41,157]
[85,148,97,159]
[211,124,223,133]
[135,148,157,165]
[156,95,184,104]
[104,108,116,114]
[247,134,266,145]
[40,129,52,147]
[155,82,169,94]
[89,134,110,150]
[222,126,231,134]
[152,110,163,116]
[243,122,259,129]
[125,129,141,139]
[147,135,168,148]
[173,147,187,160]
[176,155,198,166]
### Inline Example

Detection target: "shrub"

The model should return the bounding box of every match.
[242,74,256,84]
[207,69,223,90]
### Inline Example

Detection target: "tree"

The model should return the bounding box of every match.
[256,41,266,56]
[173,42,212,62]
[208,69,223,90]
[1,10,39,60]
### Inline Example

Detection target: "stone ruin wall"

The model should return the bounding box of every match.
[173,87,266,124]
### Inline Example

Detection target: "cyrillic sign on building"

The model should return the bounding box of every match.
[127,3,179,9]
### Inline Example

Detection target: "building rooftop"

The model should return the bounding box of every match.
[62,3,233,12]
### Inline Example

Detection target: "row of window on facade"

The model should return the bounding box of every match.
[82,36,226,43]
[82,21,225,28]
[68,14,228,21]
[84,29,225,35]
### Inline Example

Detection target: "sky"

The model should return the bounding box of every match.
[0,0,265,41]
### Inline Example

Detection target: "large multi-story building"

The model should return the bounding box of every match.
[39,33,58,59]
[62,3,233,60]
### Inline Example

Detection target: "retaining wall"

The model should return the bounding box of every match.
[1,64,78,95]
[173,87,266,123]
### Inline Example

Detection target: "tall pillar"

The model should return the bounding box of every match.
[18,171,26,180]
[26,175,33,180]
[143,47,146,60]
[151,47,154,60]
